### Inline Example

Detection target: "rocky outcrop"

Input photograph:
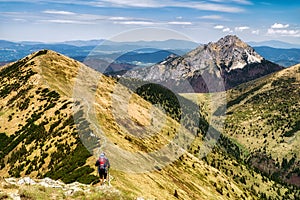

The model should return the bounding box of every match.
[123,35,283,92]
[1,177,119,200]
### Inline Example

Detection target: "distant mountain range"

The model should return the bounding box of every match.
[0,39,197,63]
[58,39,199,49]
[115,49,184,66]
[1,39,300,68]
[0,40,94,63]
[248,40,300,49]
[254,46,300,67]
[248,41,300,67]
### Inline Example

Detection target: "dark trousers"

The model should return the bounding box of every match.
[98,168,107,179]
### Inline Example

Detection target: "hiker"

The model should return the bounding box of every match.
[95,152,110,185]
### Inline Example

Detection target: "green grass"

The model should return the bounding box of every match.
[223,64,300,188]
[229,137,250,158]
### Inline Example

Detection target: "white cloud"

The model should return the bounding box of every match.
[40,11,108,21]
[235,26,250,31]
[13,18,27,22]
[2,0,246,13]
[108,16,131,21]
[267,28,300,37]
[222,27,231,32]
[0,11,37,19]
[199,15,223,20]
[189,2,243,12]
[3,10,160,26]
[214,25,234,33]
[92,0,244,13]
[114,21,156,25]
[40,19,95,24]
[114,20,192,26]
[209,0,252,5]
[43,10,75,15]
[214,25,224,29]
[271,23,289,29]
[168,21,192,25]
[100,0,159,8]
[251,29,260,35]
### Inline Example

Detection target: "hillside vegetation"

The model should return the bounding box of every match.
[223,64,300,186]
[0,50,298,199]
[0,50,98,184]
[183,63,300,194]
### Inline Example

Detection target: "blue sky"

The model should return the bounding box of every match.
[0,0,299,43]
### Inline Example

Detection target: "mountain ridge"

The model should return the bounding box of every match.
[0,50,298,199]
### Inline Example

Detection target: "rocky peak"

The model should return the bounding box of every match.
[206,35,264,71]
[122,35,282,92]
[185,35,264,72]
[214,35,247,48]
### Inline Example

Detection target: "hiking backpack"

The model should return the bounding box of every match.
[99,157,107,169]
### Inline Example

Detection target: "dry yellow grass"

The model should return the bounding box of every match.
[0,50,296,199]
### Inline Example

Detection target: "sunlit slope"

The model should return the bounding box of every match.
[0,50,298,199]
[0,50,99,184]
[223,64,300,186]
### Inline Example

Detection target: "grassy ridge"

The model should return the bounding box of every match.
[1,50,299,199]
[0,52,98,184]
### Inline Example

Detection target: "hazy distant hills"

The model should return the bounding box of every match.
[59,39,199,49]
[0,40,93,63]
[1,50,298,199]
[123,35,283,92]
[0,39,197,64]
[249,40,300,67]
[248,40,300,49]
[1,39,300,68]
[115,49,184,66]
[254,46,300,67]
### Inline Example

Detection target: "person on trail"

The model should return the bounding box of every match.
[95,152,110,185]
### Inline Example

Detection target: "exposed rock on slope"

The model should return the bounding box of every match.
[0,177,121,199]
[123,35,283,92]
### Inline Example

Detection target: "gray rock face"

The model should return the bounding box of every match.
[190,35,263,71]
[122,35,282,92]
